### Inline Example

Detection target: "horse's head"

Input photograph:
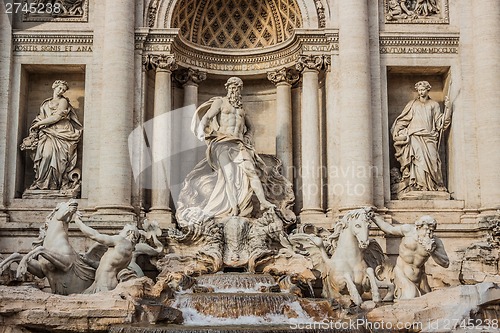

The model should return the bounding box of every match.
[51,199,78,223]
[344,207,373,249]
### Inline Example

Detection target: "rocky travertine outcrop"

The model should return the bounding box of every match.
[0,278,182,332]
[367,283,500,332]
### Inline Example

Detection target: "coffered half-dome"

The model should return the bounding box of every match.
[171,0,303,49]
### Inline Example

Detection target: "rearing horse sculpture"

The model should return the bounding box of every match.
[283,207,385,305]
[0,200,96,295]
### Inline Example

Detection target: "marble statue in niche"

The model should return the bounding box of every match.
[391,81,452,200]
[160,77,295,274]
[176,76,294,225]
[371,214,450,299]
[21,80,83,198]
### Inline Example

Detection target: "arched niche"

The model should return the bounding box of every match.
[144,0,326,30]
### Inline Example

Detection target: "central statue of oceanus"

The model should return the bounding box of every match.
[157,77,295,274]
[176,77,295,226]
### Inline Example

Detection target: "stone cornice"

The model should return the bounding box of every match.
[379,33,459,54]
[12,32,93,53]
[136,29,338,75]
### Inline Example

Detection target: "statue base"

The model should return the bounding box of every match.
[146,210,175,229]
[22,188,80,199]
[398,191,450,200]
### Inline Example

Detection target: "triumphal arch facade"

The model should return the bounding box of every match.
[0,0,499,292]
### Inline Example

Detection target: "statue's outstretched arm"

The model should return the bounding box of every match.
[371,214,405,236]
[430,237,449,268]
[74,214,117,247]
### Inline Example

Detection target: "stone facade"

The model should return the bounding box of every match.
[0,0,499,287]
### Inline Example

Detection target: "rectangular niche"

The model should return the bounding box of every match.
[16,64,86,198]
[386,66,451,200]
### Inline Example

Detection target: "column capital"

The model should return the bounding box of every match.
[267,67,299,86]
[323,55,332,72]
[174,67,207,86]
[143,54,178,72]
[296,55,324,73]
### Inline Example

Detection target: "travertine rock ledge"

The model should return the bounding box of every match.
[367,282,500,332]
[0,284,134,332]
[0,277,182,333]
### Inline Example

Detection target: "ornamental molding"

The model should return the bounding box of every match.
[136,29,338,75]
[13,32,93,53]
[313,0,326,28]
[379,34,459,54]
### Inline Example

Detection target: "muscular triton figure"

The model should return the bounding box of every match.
[370,213,449,299]
[194,77,275,217]
[74,213,140,293]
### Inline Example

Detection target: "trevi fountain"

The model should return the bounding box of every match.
[0,0,498,332]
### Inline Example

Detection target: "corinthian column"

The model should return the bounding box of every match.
[267,67,299,180]
[174,68,207,197]
[296,55,324,218]
[338,0,373,211]
[96,0,135,219]
[147,54,178,227]
[473,0,500,215]
[0,9,12,221]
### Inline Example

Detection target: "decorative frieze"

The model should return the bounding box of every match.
[22,0,89,22]
[380,35,459,54]
[135,32,176,52]
[138,31,338,75]
[13,33,93,53]
[384,0,449,24]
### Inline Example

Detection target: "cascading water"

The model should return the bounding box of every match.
[195,273,277,293]
[170,273,318,326]
[109,273,362,332]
